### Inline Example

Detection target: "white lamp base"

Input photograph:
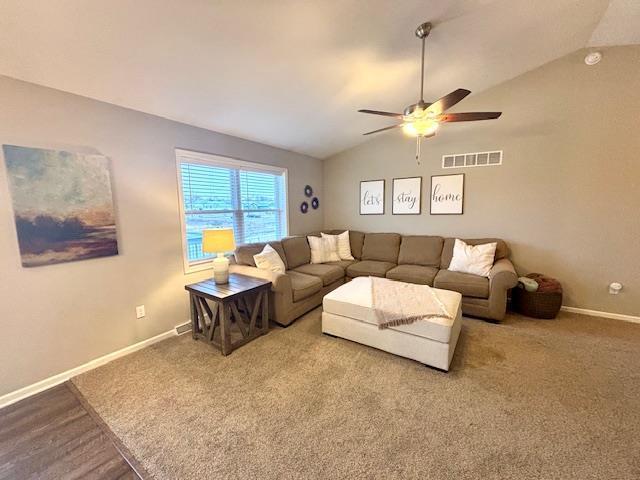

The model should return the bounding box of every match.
[212,253,230,284]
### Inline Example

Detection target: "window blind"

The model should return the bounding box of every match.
[178,156,287,266]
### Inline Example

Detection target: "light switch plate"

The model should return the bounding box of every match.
[136,305,146,319]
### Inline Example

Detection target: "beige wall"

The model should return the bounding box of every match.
[0,76,323,396]
[324,46,640,316]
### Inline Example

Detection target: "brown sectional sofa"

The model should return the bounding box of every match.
[230,230,518,326]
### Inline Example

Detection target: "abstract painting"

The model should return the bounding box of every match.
[2,145,119,267]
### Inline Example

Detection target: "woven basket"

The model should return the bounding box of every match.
[512,287,562,319]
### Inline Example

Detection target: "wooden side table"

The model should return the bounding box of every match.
[185,273,271,355]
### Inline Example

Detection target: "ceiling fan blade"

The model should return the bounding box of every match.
[363,124,402,135]
[438,112,502,122]
[358,109,404,119]
[426,89,471,114]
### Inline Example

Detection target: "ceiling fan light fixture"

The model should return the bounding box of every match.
[402,119,438,137]
[357,21,501,164]
[402,123,418,137]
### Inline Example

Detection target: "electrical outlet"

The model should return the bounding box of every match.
[136,305,146,319]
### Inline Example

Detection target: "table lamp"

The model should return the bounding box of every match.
[202,228,236,284]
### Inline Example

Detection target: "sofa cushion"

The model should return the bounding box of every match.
[361,233,401,263]
[397,236,444,267]
[325,259,356,270]
[385,265,438,286]
[234,242,264,266]
[440,237,509,269]
[282,236,311,269]
[287,271,322,302]
[346,260,396,278]
[434,269,489,299]
[234,241,288,269]
[293,263,344,286]
[348,231,365,260]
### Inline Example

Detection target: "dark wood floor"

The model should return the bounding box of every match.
[0,383,139,480]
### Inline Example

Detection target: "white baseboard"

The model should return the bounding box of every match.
[561,306,640,324]
[0,327,182,410]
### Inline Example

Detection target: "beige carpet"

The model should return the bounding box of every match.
[72,309,640,479]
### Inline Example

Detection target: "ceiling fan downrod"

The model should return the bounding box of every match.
[415,22,431,103]
[415,22,431,164]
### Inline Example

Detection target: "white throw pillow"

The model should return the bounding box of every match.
[253,244,286,274]
[322,236,341,262]
[321,231,354,260]
[307,235,340,264]
[448,239,497,277]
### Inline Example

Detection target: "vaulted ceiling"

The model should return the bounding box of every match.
[0,1,637,158]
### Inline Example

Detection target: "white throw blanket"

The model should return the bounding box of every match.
[370,277,453,329]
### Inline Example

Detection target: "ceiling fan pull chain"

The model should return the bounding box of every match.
[416,136,422,165]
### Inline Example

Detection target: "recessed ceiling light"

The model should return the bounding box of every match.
[584,51,602,66]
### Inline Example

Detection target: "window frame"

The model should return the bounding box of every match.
[175,148,289,274]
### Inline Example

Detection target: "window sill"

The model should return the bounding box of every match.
[184,261,213,275]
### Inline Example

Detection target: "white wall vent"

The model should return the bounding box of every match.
[442,150,502,169]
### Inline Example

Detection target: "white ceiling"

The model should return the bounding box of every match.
[0,0,636,159]
[588,0,640,47]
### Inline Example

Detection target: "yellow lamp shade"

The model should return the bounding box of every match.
[202,228,236,254]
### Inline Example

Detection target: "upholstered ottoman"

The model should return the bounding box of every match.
[322,277,462,371]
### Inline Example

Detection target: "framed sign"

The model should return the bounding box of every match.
[360,179,385,215]
[430,174,464,215]
[392,177,422,215]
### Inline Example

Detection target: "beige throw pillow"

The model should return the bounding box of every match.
[253,244,286,273]
[321,231,354,260]
[308,236,340,264]
[448,239,497,277]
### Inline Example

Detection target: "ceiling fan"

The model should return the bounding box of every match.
[358,22,502,164]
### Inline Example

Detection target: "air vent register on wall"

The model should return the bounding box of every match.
[442,150,502,169]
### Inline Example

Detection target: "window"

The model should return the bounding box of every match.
[176,149,288,273]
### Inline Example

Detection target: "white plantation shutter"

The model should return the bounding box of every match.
[176,149,288,271]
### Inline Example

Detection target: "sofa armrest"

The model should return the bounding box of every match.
[228,264,291,295]
[489,258,518,291]
[485,258,518,321]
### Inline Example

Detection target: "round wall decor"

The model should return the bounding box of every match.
[311,197,319,209]
[304,185,313,197]
[300,201,309,214]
